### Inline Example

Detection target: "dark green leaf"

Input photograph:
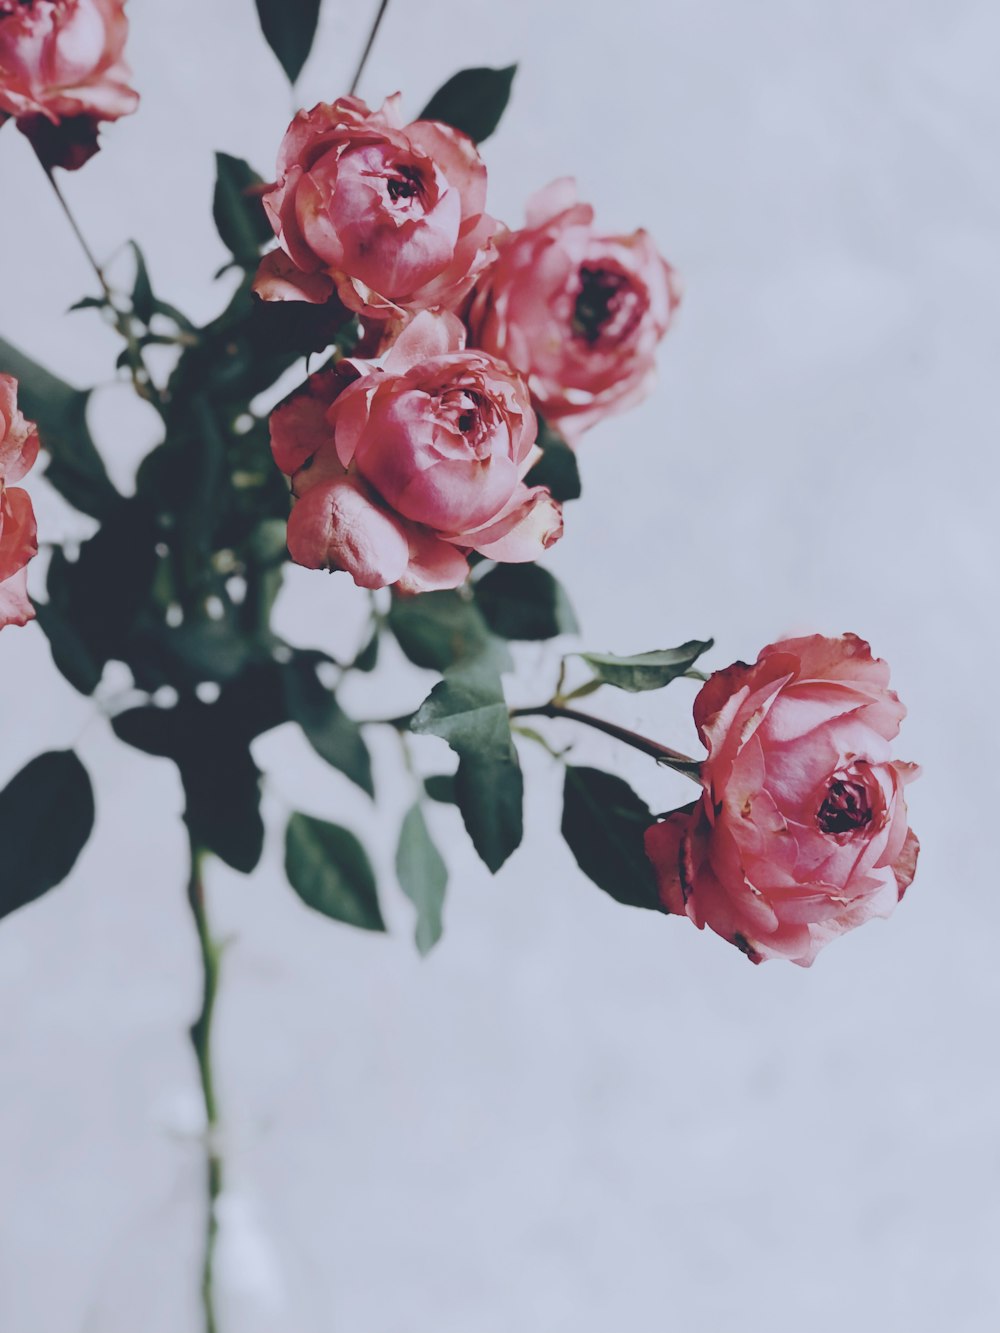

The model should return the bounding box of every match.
[33,601,103,696]
[129,241,155,325]
[396,803,447,955]
[0,751,95,922]
[351,622,380,672]
[420,65,517,143]
[423,774,457,804]
[388,589,511,673]
[580,640,714,693]
[283,654,374,796]
[254,0,322,83]
[524,419,581,502]
[475,563,578,641]
[212,152,272,266]
[561,766,660,910]
[0,336,118,519]
[412,663,523,872]
[285,812,384,931]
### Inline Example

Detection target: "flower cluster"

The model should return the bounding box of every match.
[256,94,678,592]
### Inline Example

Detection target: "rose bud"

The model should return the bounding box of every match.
[269,311,563,594]
[645,634,919,967]
[466,178,680,443]
[0,0,139,171]
[253,94,500,328]
[0,375,40,629]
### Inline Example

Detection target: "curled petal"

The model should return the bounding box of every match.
[253,248,337,304]
[286,477,409,590]
[461,486,563,562]
[0,565,34,630]
[395,525,470,594]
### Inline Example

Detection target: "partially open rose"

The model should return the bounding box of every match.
[253,94,499,326]
[0,375,40,629]
[270,312,563,593]
[645,635,919,966]
[0,0,138,170]
[466,178,680,442]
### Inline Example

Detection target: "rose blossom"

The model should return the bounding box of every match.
[270,311,563,594]
[0,0,138,171]
[0,374,40,629]
[644,634,919,966]
[253,94,500,326]
[466,178,680,442]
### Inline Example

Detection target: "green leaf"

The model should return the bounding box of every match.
[412,664,523,872]
[474,563,578,641]
[283,654,374,796]
[396,803,447,955]
[33,601,103,696]
[285,812,384,931]
[254,0,322,84]
[388,588,511,673]
[351,622,380,672]
[0,751,95,922]
[0,336,118,519]
[212,152,272,266]
[129,241,155,325]
[579,640,714,693]
[561,766,660,910]
[420,65,517,144]
[524,419,581,502]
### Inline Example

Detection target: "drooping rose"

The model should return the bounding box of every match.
[466,178,680,442]
[0,0,138,170]
[269,311,562,593]
[253,94,500,327]
[0,375,40,629]
[645,635,919,967]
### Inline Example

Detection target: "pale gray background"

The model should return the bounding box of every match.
[1,1,998,1330]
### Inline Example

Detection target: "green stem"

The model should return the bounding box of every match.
[187,842,223,1333]
[509,703,703,779]
[349,0,391,94]
[39,158,164,411]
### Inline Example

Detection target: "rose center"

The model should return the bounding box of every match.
[572,266,641,345]
[437,388,494,455]
[384,166,424,208]
[817,779,872,835]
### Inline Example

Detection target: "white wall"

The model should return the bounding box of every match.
[1,1,998,1329]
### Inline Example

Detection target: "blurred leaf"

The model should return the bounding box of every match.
[33,601,103,696]
[423,774,457,805]
[396,803,447,955]
[285,812,384,931]
[111,681,281,874]
[524,418,581,502]
[561,766,660,910]
[388,589,511,673]
[0,335,118,519]
[0,751,95,922]
[579,640,713,693]
[420,65,517,143]
[351,622,380,672]
[254,0,322,83]
[412,663,523,872]
[474,563,578,641]
[283,653,374,796]
[213,152,272,266]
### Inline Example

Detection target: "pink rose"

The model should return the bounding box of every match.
[0,375,40,629]
[645,635,919,967]
[466,178,680,442]
[253,94,499,325]
[0,0,138,170]
[270,312,563,593]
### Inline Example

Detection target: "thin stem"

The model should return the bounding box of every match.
[510,703,703,779]
[187,842,223,1333]
[349,0,391,94]
[39,158,164,410]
